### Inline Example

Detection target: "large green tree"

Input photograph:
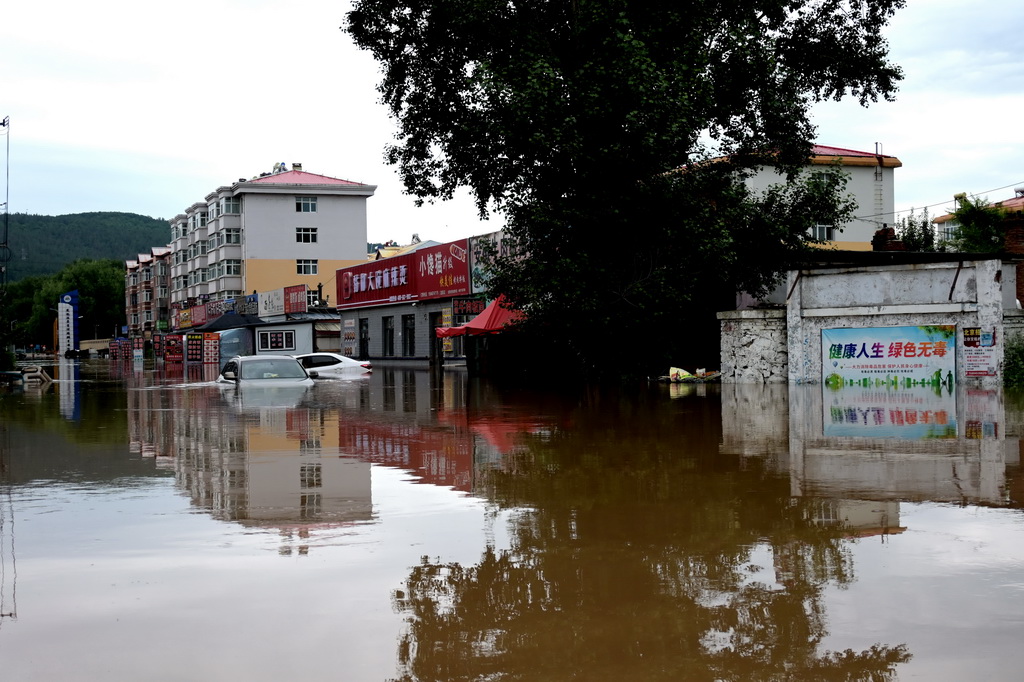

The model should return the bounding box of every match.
[347,0,905,377]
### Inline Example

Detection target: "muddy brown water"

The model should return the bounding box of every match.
[2,359,1024,680]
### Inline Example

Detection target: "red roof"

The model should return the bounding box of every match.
[811,144,882,158]
[246,170,366,186]
[809,144,901,167]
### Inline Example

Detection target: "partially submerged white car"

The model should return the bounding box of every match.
[217,355,317,387]
[294,352,372,377]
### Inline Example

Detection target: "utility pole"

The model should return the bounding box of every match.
[0,116,9,290]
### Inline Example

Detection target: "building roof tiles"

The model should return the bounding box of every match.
[246,169,366,186]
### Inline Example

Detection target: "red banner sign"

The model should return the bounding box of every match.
[336,239,470,310]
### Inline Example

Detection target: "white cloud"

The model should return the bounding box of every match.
[1,0,1022,240]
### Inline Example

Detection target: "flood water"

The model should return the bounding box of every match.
[2,359,1024,681]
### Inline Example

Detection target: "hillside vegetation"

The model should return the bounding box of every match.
[3,212,169,281]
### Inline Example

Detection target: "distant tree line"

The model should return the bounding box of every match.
[2,212,169,281]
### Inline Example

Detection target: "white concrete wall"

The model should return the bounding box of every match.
[786,260,1006,387]
[721,259,1019,386]
[255,322,315,355]
[718,309,788,382]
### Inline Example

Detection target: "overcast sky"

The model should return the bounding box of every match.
[2,0,1022,245]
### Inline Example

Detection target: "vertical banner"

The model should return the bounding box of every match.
[56,290,79,354]
[342,319,356,357]
[185,333,204,363]
[441,307,453,353]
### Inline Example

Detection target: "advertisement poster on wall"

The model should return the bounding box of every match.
[962,327,998,377]
[821,325,958,439]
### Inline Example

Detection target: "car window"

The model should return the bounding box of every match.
[239,358,307,380]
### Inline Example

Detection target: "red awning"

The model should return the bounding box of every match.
[435,296,522,338]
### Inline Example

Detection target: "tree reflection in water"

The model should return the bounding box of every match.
[389,391,910,681]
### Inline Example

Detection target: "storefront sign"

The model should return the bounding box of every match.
[336,239,471,310]
[284,284,308,314]
[260,288,285,317]
[452,297,486,316]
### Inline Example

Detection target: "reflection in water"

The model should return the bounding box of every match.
[5,360,1024,679]
[390,388,909,681]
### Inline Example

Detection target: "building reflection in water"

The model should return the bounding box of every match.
[721,382,1020,538]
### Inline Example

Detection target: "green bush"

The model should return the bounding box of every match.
[1004,335,1024,387]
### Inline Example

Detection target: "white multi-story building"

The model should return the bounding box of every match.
[744,144,902,250]
[169,164,376,309]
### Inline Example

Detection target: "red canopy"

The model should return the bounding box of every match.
[435,296,522,338]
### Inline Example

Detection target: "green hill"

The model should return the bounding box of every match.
[2,212,169,281]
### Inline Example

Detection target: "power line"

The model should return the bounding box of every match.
[851,179,1024,224]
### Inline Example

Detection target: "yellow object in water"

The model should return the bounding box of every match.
[669,367,693,382]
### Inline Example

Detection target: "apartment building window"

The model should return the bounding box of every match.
[382,316,395,356]
[209,203,219,220]
[401,314,416,356]
[811,224,835,241]
[157,286,168,299]
[296,227,318,243]
[224,228,241,244]
[129,273,138,286]
[131,313,139,325]
[306,290,320,308]
[144,311,153,323]
[143,290,152,302]
[296,196,318,213]
[296,259,318,275]
[198,212,207,227]
[940,220,960,242]
[222,197,241,214]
